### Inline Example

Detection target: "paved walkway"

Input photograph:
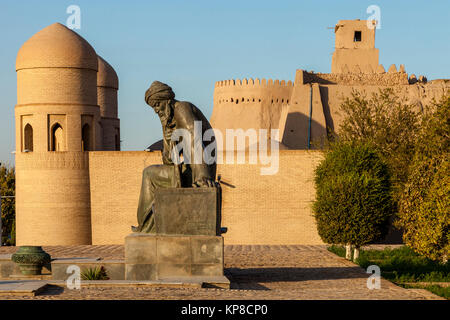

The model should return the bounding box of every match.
[0,245,442,300]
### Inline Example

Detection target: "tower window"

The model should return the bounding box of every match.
[354,31,362,42]
[51,123,64,151]
[24,124,33,152]
[82,124,91,151]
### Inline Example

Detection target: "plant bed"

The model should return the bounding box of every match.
[399,284,450,300]
[327,245,450,299]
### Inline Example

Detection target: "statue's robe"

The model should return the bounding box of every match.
[135,101,216,233]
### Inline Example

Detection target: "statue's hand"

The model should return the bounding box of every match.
[192,178,216,188]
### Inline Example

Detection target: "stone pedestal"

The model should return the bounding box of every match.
[125,233,224,281]
[154,187,222,236]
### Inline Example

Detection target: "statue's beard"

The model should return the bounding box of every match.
[158,102,173,126]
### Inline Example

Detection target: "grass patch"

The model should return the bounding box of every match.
[328,245,346,258]
[400,284,450,300]
[327,245,449,299]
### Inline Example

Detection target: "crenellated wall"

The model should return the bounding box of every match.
[301,70,409,86]
[213,78,293,109]
[211,69,450,154]
[211,78,293,149]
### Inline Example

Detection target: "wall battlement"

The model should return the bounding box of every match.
[215,78,293,88]
[214,77,294,107]
[301,70,409,86]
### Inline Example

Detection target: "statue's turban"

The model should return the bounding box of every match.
[145,81,175,104]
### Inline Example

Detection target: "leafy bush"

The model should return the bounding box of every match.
[338,88,421,200]
[313,142,394,248]
[396,94,450,263]
[0,164,15,245]
[80,266,109,280]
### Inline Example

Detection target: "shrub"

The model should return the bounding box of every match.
[396,94,450,263]
[0,164,15,245]
[313,142,394,253]
[337,88,421,200]
[80,266,109,280]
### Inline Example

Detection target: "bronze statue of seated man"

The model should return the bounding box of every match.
[132,81,217,233]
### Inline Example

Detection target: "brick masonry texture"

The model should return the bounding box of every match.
[88,150,324,245]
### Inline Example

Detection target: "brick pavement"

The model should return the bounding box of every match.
[0,245,443,300]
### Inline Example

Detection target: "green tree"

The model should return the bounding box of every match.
[338,88,421,199]
[313,142,394,261]
[0,163,15,245]
[396,95,449,263]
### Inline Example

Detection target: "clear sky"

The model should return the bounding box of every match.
[0,0,449,165]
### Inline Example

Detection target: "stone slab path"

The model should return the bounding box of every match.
[0,280,48,296]
[0,245,443,300]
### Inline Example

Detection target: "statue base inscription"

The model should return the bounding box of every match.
[125,233,224,281]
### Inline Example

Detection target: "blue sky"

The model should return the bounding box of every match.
[0,0,449,165]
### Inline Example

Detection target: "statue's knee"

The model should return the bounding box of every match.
[143,166,155,178]
[143,165,161,179]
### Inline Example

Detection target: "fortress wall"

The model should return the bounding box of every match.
[211,79,293,148]
[319,82,450,134]
[210,73,448,152]
[280,83,327,149]
[214,78,293,110]
[88,150,324,245]
[301,70,409,86]
[15,152,92,246]
[331,48,380,74]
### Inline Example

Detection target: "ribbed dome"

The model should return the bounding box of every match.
[97,56,118,89]
[16,23,98,71]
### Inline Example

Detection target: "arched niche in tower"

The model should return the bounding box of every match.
[50,123,65,152]
[82,123,91,151]
[23,123,33,152]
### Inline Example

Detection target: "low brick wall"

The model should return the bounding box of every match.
[89,150,324,245]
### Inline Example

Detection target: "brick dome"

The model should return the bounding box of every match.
[97,56,118,89]
[16,23,98,71]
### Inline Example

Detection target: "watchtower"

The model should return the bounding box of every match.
[331,19,380,73]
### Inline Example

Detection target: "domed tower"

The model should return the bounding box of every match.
[97,55,120,150]
[15,23,101,245]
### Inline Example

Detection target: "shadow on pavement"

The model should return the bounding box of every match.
[225,266,366,290]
